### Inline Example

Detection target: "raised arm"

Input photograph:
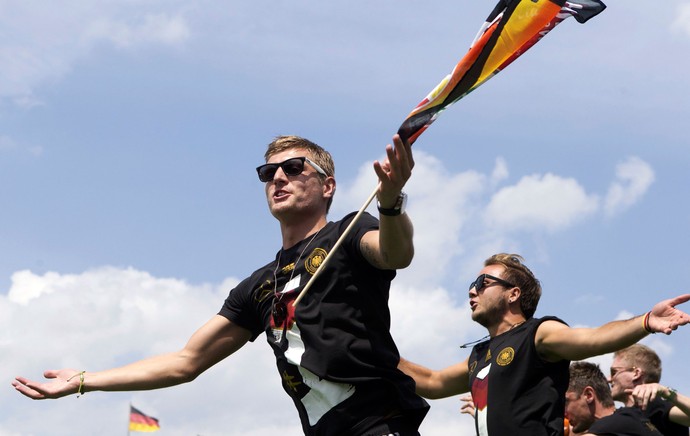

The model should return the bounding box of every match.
[630,383,690,426]
[536,294,690,362]
[360,134,415,270]
[12,315,251,399]
[398,357,470,399]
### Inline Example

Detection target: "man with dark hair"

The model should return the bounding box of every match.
[399,253,690,436]
[13,134,430,435]
[566,361,662,435]
[609,344,690,435]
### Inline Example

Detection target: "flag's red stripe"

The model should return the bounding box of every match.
[130,413,159,426]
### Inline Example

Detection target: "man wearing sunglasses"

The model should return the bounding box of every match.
[399,253,690,436]
[13,134,429,435]
[608,344,690,435]
[565,361,663,436]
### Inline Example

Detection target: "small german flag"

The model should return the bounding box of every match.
[129,405,160,432]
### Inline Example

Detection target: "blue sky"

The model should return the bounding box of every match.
[2,1,690,435]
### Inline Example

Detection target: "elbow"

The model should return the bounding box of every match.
[388,247,414,270]
[171,358,205,385]
[176,369,200,384]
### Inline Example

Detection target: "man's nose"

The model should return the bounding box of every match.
[272,166,289,182]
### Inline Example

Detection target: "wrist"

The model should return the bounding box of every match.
[642,311,655,334]
[377,192,407,216]
[665,387,678,401]
[67,370,86,397]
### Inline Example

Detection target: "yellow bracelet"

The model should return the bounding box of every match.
[67,371,86,397]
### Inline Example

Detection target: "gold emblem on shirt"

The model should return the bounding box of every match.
[496,347,515,366]
[305,248,328,275]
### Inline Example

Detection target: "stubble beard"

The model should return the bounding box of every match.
[472,298,509,329]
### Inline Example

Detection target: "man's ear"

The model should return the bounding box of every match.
[583,386,596,404]
[323,177,336,199]
[508,286,521,304]
[631,367,645,384]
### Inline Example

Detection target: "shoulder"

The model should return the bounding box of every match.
[534,316,570,338]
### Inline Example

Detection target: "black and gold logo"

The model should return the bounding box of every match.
[254,279,273,302]
[496,347,515,366]
[305,248,328,275]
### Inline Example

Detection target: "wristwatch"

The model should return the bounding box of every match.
[377,192,407,216]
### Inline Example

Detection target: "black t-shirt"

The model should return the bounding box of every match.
[644,397,689,436]
[219,212,428,435]
[588,407,664,436]
[468,316,570,436]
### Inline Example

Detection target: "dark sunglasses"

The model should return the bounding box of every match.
[469,274,516,293]
[256,157,328,182]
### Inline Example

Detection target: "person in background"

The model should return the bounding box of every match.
[566,361,662,435]
[609,344,690,435]
[398,253,690,436]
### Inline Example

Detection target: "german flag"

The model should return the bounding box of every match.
[129,406,160,432]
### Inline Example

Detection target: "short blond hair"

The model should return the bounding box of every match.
[614,344,662,383]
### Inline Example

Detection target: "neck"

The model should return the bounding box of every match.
[489,315,527,338]
[280,215,327,249]
[594,404,616,420]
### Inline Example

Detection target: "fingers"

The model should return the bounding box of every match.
[648,295,690,334]
[459,393,476,417]
[631,383,662,411]
[12,379,47,400]
[669,293,690,306]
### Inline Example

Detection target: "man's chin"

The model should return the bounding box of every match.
[471,312,490,327]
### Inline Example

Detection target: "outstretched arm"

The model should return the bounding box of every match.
[398,357,470,399]
[536,294,690,362]
[630,383,690,426]
[360,134,415,270]
[12,315,251,399]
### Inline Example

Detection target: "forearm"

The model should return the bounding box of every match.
[83,350,202,393]
[378,213,414,268]
[665,388,690,426]
[581,315,649,357]
[398,357,468,399]
[538,316,649,362]
[13,316,249,400]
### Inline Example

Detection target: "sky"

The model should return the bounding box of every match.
[2,1,690,435]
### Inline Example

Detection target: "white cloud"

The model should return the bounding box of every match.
[604,156,655,218]
[671,3,690,37]
[485,173,600,233]
[0,135,43,156]
[490,157,509,186]
[0,4,191,104]
[84,13,191,49]
[334,151,487,287]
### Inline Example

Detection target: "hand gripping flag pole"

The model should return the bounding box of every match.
[293,0,606,307]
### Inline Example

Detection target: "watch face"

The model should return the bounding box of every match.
[397,192,407,213]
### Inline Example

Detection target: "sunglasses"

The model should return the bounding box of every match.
[610,367,637,378]
[256,157,328,182]
[469,274,516,293]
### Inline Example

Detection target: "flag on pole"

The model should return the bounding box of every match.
[397,0,606,145]
[129,406,160,433]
